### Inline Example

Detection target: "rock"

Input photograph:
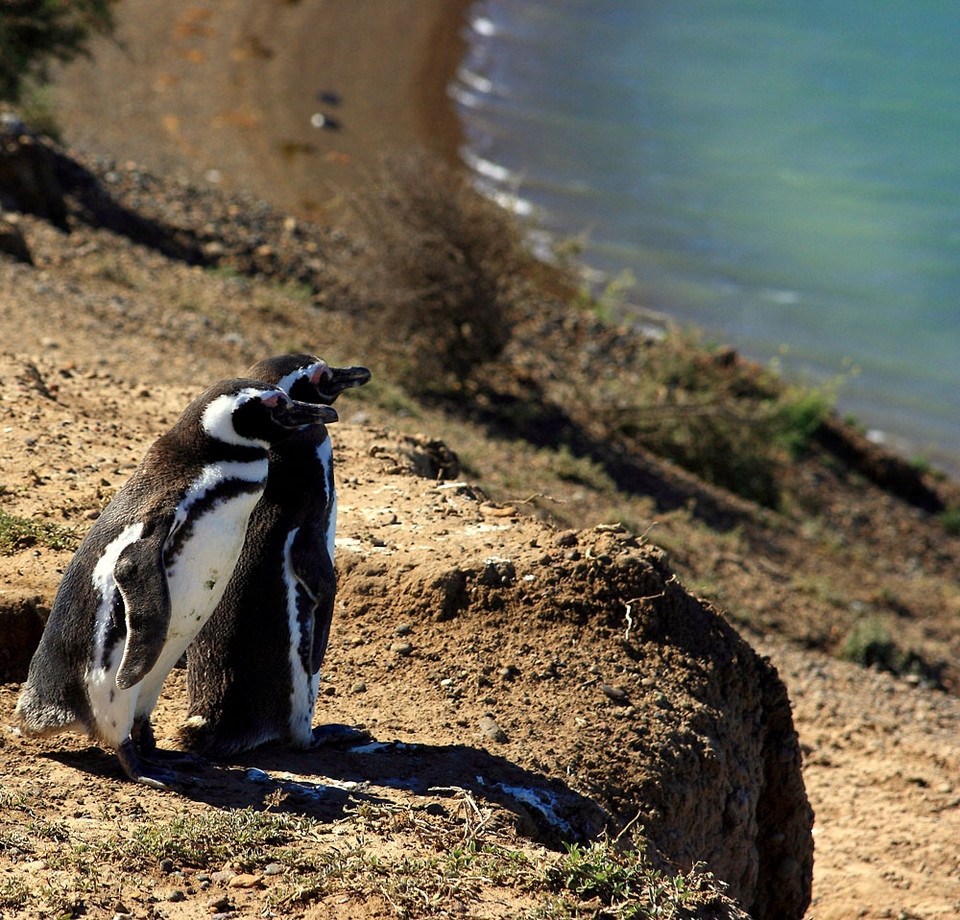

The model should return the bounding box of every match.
[390,641,413,656]
[395,434,460,481]
[227,873,261,889]
[206,894,232,913]
[600,684,629,703]
[478,714,508,743]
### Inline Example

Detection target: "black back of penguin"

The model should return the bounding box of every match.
[182,354,370,755]
[15,378,338,779]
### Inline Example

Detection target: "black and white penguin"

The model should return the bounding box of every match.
[15,378,338,787]
[181,354,370,756]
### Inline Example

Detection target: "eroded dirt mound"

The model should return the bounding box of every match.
[332,466,813,920]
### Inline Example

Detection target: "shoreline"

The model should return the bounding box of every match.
[52,0,475,216]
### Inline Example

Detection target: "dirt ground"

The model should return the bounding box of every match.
[0,0,958,915]
[0,290,957,919]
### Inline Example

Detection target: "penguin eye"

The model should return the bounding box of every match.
[260,392,284,408]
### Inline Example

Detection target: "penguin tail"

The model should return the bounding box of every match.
[178,713,277,759]
[14,683,85,737]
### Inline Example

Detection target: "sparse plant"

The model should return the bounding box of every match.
[542,832,727,919]
[0,509,79,553]
[350,150,534,392]
[937,506,960,536]
[0,877,29,910]
[123,807,317,870]
[840,615,939,686]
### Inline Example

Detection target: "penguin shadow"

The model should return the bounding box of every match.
[43,734,609,846]
[208,734,610,848]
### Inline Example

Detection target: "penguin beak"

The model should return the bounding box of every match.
[277,400,339,429]
[314,365,372,402]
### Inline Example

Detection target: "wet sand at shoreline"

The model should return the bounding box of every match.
[54,0,473,216]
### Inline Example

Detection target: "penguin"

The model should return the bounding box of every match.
[181,354,370,757]
[15,378,339,787]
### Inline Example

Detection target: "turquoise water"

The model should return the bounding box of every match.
[453,0,960,473]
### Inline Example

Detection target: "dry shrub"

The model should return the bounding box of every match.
[350,150,533,392]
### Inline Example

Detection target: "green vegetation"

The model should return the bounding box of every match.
[0,1,117,104]
[938,506,960,536]
[0,508,78,554]
[0,791,739,919]
[544,835,723,919]
[840,615,939,687]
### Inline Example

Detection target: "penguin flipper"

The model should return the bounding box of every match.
[113,532,172,690]
[292,534,336,674]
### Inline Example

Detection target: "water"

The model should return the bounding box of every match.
[452,0,960,474]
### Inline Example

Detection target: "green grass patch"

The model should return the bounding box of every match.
[0,509,79,554]
[122,807,317,871]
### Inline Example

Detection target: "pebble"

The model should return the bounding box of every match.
[390,641,413,656]
[351,680,367,694]
[600,684,629,703]
[395,623,412,637]
[263,863,284,876]
[228,873,261,889]
[478,714,508,743]
[160,888,186,902]
[207,894,232,913]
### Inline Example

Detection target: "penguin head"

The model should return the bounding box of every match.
[200,378,339,449]
[247,353,372,405]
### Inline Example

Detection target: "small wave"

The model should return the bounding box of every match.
[460,148,517,184]
[470,177,535,217]
[447,83,485,111]
[456,65,495,96]
[470,15,497,37]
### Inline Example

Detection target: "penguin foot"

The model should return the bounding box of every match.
[118,739,198,789]
[310,724,371,748]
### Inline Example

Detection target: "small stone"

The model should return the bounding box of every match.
[395,623,412,637]
[351,680,367,694]
[207,894,232,913]
[500,665,519,681]
[160,858,175,873]
[555,530,578,547]
[478,714,508,743]
[263,863,284,876]
[161,889,186,902]
[228,873,261,889]
[211,869,236,885]
[600,684,629,703]
[564,548,581,561]
[390,641,413,656]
